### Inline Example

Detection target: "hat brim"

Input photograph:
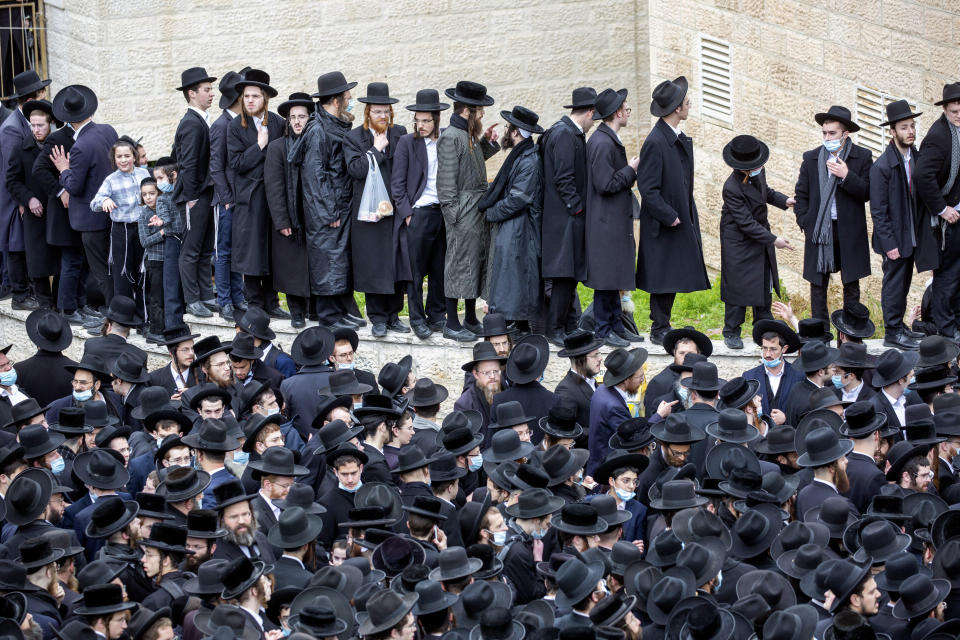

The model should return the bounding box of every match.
[406,101,450,112]
[404,386,450,408]
[74,600,137,617]
[595,88,630,120]
[278,99,315,119]
[11,78,51,100]
[158,471,212,503]
[235,80,278,98]
[604,349,649,387]
[504,493,565,519]
[220,560,268,600]
[358,96,399,104]
[176,75,217,92]
[840,413,888,438]
[593,452,650,485]
[188,344,233,368]
[356,591,418,636]
[650,78,688,118]
[444,87,494,107]
[554,561,606,608]
[752,320,802,353]
[704,422,760,444]
[814,111,861,133]
[829,309,878,339]
[500,110,545,135]
[558,336,605,358]
[160,332,201,347]
[25,310,72,352]
[267,514,324,548]
[52,84,98,122]
[718,379,762,412]
[796,438,854,467]
[312,80,358,99]
[722,140,770,171]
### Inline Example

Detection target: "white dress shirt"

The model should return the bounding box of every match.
[413,138,440,208]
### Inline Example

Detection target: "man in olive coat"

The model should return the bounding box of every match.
[584,88,640,348]
[636,76,710,346]
[541,88,597,345]
[793,105,873,327]
[344,83,410,338]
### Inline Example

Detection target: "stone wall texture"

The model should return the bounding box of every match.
[41,0,960,309]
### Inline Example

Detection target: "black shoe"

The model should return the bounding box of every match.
[604,333,631,348]
[82,305,103,318]
[724,335,744,350]
[0,286,10,301]
[307,312,319,322]
[443,326,476,342]
[326,319,357,331]
[62,311,86,326]
[11,297,39,311]
[902,326,924,340]
[202,300,220,312]
[186,302,213,318]
[412,323,432,339]
[428,320,446,332]
[616,330,645,343]
[266,306,290,319]
[346,313,367,327]
[463,319,483,335]
[144,331,165,345]
[883,333,920,350]
[220,303,235,323]
[291,315,306,329]
[341,314,361,328]
[82,316,103,330]
[649,331,667,346]
[547,331,566,348]
[234,300,248,312]
[372,323,387,338]
[387,318,410,334]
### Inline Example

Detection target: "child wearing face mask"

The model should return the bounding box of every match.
[151,157,186,332]
[137,177,164,343]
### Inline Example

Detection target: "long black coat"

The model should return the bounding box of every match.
[915,114,960,272]
[584,123,637,291]
[793,142,873,283]
[719,170,789,306]
[264,134,310,298]
[869,141,921,261]
[226,111,284,276]
[344,124,410,293]
[32,126,80,247]
[14,350,77,407]
[171,109,212,204]
[7,135,58,276]
[541,116,588,280]
[490,380,556,446]
[636,119,710,294]
[554,370,594,438]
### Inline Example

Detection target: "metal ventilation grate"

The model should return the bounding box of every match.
[699,35,732,124]
[855,86,920,158]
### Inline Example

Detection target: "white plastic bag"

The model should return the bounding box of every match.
[357,150,393,222]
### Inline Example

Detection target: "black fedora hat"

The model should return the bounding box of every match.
[672,508,732,551]
[883,552,935,593]
[650,479,708,511]
[312,419,364,455]
[5,398,47,430]
[74,583,136,616]
[327,369,373,396]
[355,482,404,525]
[290,326,334,366]
[865,494,910,523]
[934,82,960,106]
[181,418,241,452]
[605,539,644,577]
[313,394,353,427]
[393,444,437,474]
[541,444,589,486]
[681,361,723,392]
[716,465,762,497]
[490,401,534,431]
[762,471,804,508]
[736,569,797,611]
[930,508,960,548]
[485,428,535,463]
[593,448,649,485]
[821,559,872,612]
[176,67,216,91]
[564,87,598,109]
[429,453,467,483]
[507,335,549,383]
[815,105,861,132]
[476,312,513,337]
[650,77,688,117]
[590,494,632,529]
[128,606,173,640]
[267,505,324,549]
[752,320,801,353]
[797,317,833,344]
[793,340,840,374]
[159,466,212,503]
[313,70,357,98]
[373,534,427,577]
[558,329,604,358]
[729,508,783,558]
[670,352,707,375]
[840,401,887,438]
[228,332,263,361]
[505,487,564,519]
[236,305,276,341]
[663,325,713,357]
[760,605,820,640]
[754,426,798,455]
[210,478,257,511]
[717,376,761,411]
[25,309,71,351]
[102,294,142,327]
[794,411,843,456]
[378,355,413,398]
[160,324,200,348]
[240,411,283,451]
[608,416,653,450]
[11,69,50,98]
[357,588,419,636]
[919,335,960,368]
[220,555,268,600]
[247,446,309,478]
[354,392,403,419]
[722,135,770,171]
[186,508,228,539]
[403,495,448,522]
[892,574,951,620]
[17,536,65,570]
[185,384,233,412]
[273,482,327,515]
[604,347,648,387]
[804,496,858,538]
[324,442,369,467]
[884,440,930,481]
[463,340,508,371]
[879,99,923,127]
[910,364,957,391]
[235,68,278,98]
[136,491,172,520]
[289,603,349,638]
[39,527,83,560]
[797,426,853,467]
[651,413,706,444]
[18,423,64,459]
[278,92,314,119]
[830,302,875,338]
[646,570,697,624]
[140,521,192,555]
[190,336,232,367]
[218,70,245,109]
[357,82,399,105]
[594,88,628,120]
[413,578,458,616]
[52,84,98,122]
[776,542,838,579]
[833,342,871,369]
[85,495,139,539]
[74,448,129,490]
[552,503,608,536]
[445,80,494,107]
[406,88,450,112]
[555,556,607,608]
[539,400,584,440]
[850,520,911,564]
[194,604,261,640]
[706,408,760,443]
[429,545,483,582]
[64,352,112,383]
[404,378,448,407]
[931,539,960,588]
[109,349,149,383]
[501,105,545,135]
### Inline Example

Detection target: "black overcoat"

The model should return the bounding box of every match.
[541,116,588,280]
[915,114,960,272]
[635,119,710,294]
[32,126,80,247]
[264,134,310,298]
[7,135,58,276]
[719,169,789,307]
[344,124,410,293]
[171,109,212,204]
[793,141,873,283]
[584,123,637,291]
[226,111,284,276]
[869,141,921,261]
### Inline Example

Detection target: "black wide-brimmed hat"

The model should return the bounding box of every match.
[706,408,760,443]
[541,444,589,486]
[759,605,820,640]
[797,426,853,467]
[594,88,628,120]
[327,369,372,396]
[160,324,201,348]
[754,426,798,455]
[462,341,507,371]
[730,508,784,558]
[490,401,534,431]
[735,569,797,611]
[358,82,399,105]
[722,135,770,171]
[884,440,931,482]
[185,508,228,539]
[25,309,71,352]
[832,342,870,370]
[892,574,951,620]
[236,305,276,341]
[752,320,802,353]
[934,82,960,106]
[484,428,535,463]
[804,496,858,538]
[429,545,483,582]
[235,68,278,98]
[228,332,263,361]
[930,507,960,548]
[682,361,723,392]
[507,335,550,383]
[218,70,245,109]
[593,448,649,485]
[538,400,584,440]
[406,88,450,112]
[176,67,216,91]
[504,487,564,519]
[646,570,697,624]
[564,87,598,109]
[920,335,960,368]
[795,411,843,456]
[552,503,609,536]
[663,325,713,357]
[558,329,604,358]
[182,418,241,452]
[650,76,688,117]
[603,347,648,387]
[672,508,732,551]
[273,483,327,516]
[220,555,269,600]
[158,466,211,503]
[378,355,413,398]
[313,70,357,98]
[190,336,232,368]
[140,521,193,555]
[101,294,141,327]
[650,480,708,511]
[109,350,149,383]
[797,318,833,345]
[240,411,283,452]
[267,505,324,549]
[52,84,98,122]
[357,588,419,636]
[248,446,309,478]
[830,302,875,338]
[64,352,112,383]
[354,392,404,419]
[404,378,448,407]
[208,478,256,511]
[127,606,173,640]
[445,80,494,107]
[290,326,335,366]
[840,401,887,438]
[651,413,706,444]
[555,556,607,608]
[85,495,139,539]
[393,444,437,474]
[10,69,50,99]
[4,398,47,430]
[194,604,261,640]
[17,536,65,570]
[74,448,129,490]
[879,99,923,127]
[324,442,369,467]
[793,340,840,374]
[313,419,364,456]
[776,542,838,580]
[717,376,760,411]
[74,583,136,616]
[18,423,64,460]
[820,559,873,612]
[850,519,911,564]
[429,453,467,483]
[501,105,545,134]
[184,558,229,596]
[910,364,957,391]
[815,105,861,132]
[278,92,314,119]
[609,417,653,450]
[290,603,349,638]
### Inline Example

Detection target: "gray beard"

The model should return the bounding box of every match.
[225,515,258,547]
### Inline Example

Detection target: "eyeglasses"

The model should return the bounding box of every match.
[71,378,94,387]
[211,361,232,369]
[167,456,191,467]
[913,471,935,479]
[666,445,691,458]
[476,370,500,378]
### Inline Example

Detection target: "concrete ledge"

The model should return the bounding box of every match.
[0,301,893,404]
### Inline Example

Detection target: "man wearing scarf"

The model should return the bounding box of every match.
[478,106,545,332]
[793,105,873,327]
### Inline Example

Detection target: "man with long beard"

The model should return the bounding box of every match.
[795,424,856,518]
[344,83,410,338]
[211,479,276,564]
[454,342,506,432]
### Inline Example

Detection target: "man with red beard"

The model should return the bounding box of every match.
[795,423,856,518]
[344,83,410,338]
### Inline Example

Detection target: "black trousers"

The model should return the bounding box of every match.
[406,205,446,326]
[366,286,405,325]
[809,221,861,325]
[178,192,215,304]
[144,259,164,333]
[547,277,579,334]
[315,294,348,326]
[594,290,623,339]
[34,276,54,309]
[243,276,275,310]
[5,251,29,300]
[724,304,773,338]
[82,228,112,306]
[650,292,676,336]
[881,254,914,335]
[287,295,308,318]
[110,221,143,305]
[932,224,960,336]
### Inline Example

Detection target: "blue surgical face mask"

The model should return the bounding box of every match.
[281,629,291,638]
[909,376,916,385]
[469,453,483,472]
[338,362,355,370]
[832,374,844,388]
[73,388,93,402]
[762,357,781,369]
[156,180,174,193]
[353,402,363,411]
[574,471,584,485]
[749,168,763,177]
[339,480,362,493]
[266,406,280,417]
[0,369,17,387]
[232,451,249,465]
[531,527,548,540]
[346,99,355,113]
[823,138,842,153]
[50,456,65,475]
[677,386,689,402]
[615,487,635,501]
[487,529,507,546]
